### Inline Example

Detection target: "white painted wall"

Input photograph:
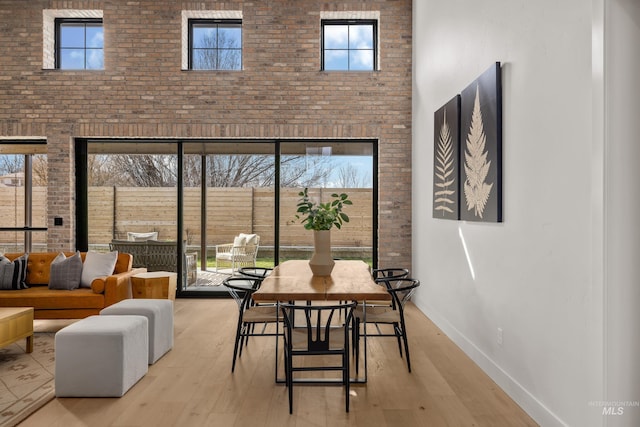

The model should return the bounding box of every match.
[604,0,640,425]
[412,0,607,425]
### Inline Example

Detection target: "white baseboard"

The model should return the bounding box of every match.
[421,305,568,427]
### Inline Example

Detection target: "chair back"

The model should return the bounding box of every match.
[238,267,273,280]
[110,240,148,268]
[224,277,261,311]
[386,278,420,310]
[372,268,410,288]
[280,302,356,353]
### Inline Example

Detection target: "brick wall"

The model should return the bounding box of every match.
[0,0,412,268]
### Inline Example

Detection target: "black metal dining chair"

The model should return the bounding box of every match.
[280,301,356,414]
[367,267,410,307]
[372,267,410,282]
[354,278,420,372]
[238,266,273,281]
[224,277,281,375]
[342,267,409,311]
[348,267,410,347]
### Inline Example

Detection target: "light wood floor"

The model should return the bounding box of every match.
[21,299,538,427]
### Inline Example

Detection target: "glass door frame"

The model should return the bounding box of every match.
[0,140,48,253]
[76,138,378,298]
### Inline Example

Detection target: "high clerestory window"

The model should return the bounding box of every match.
[55,18,104,69]
[321,20,377,71]
[189,20,242,70]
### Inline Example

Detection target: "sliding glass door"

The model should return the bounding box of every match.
[279,141,375,265]
[0,142,48,253]
[182,142,275,295]
[79,139,375,297]
[85,141,183,288]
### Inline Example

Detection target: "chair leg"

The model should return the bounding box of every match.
[287,351,293,414]
[231,318,244,372]
[354,319,360,374]
[399,318,412,372]
[393,322,403,358]
[351,317,357,355]
[239,323,250,357]
[345,335,350,412]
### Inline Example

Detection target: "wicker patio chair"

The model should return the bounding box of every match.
[215,233,260,274]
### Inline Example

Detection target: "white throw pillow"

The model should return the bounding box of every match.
[233,235,247,247]
[49,252,83,290]
[127,231,158,241]
[80,251,118,288]
[239,233,258,245]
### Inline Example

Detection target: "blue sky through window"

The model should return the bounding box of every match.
[191,22,242,70]
[323,23,374,71]
[59,22,103,69]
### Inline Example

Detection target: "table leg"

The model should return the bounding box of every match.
[26,333,33,353]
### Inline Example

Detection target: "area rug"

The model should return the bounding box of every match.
[0,332,55,427]
[191,270,230,287]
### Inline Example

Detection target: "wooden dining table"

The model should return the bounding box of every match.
[252,259,391,303]
[252,259,390,383]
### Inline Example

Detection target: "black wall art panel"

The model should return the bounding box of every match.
[459,62,502,222]
[432,95,461,220]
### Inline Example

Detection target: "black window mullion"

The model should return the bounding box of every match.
[83,23,87,69]
[189,19,242,70]
[322,19,376,71]
[55,18,102,70]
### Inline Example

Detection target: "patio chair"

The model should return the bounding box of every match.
[109,239,197,285]
[354,278,420,372]
[280,301,356,414]
[109,240,148,268]
[224,277,281,375]
[215,233,260,274]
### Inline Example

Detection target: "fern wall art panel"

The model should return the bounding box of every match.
[460,62,503,222]
[432,95,461,220]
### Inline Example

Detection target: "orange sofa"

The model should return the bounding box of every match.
[0,252,145,319]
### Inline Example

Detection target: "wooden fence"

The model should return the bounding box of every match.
[0,187,372,251]
[89,187,372,248]
[0,187,48,248]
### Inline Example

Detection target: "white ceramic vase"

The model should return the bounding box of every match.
[309,230,335,276]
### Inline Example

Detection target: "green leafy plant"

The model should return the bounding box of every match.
[296,188,352,231]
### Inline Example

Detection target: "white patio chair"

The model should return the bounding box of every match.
[215,233,260,274]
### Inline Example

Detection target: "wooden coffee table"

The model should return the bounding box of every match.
[0,307,34,353]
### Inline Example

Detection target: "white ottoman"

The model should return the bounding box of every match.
[101,299,174,364]
[55,315,148,397]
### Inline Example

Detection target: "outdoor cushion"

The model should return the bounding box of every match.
[233,235,247,246]
[127,231,158,241]
[238,233,259,245]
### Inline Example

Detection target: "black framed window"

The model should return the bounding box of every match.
[189,20,242,70]
[322,20,377,71]
[0,142,48,252]
[55,18,104,70]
